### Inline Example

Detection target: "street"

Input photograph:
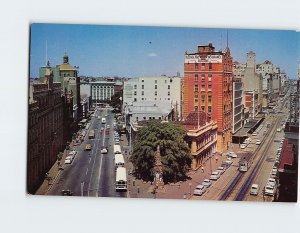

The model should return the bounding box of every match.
[48,107,126,198]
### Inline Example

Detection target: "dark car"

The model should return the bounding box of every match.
[61,190,73,196]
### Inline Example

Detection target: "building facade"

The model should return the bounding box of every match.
[183,43,233,152]
[39,54,81,122]
[242,51,263,118]
[90,81,115,102]
[179,112,217,170]
[123,76,182,120]
[232,78,244,134]
[27,70,64,194]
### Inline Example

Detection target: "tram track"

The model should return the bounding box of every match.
[219,116,282,201]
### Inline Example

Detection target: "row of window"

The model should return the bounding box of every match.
[133,91,171,96]
[134,83,172,89]
[194,84,212,92]
[140,79,173,84]
[194,74,212,82]
[194,63,213,70]
[92,86,114,89]
[194,105,212,113]
[133,97,171,102]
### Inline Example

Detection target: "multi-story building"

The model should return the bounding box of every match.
[27,69,64,194]
[90,81,115,103]
[183,43,233,152]
[39,54,81,123]
[232,75,244,134]
[123,76,182,120]
[179,112,217,170]
[242,51,263,118]
[276,87,299,202]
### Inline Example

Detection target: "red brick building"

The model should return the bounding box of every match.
[183,43,233,152]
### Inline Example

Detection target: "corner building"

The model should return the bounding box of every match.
[183,43,233,152]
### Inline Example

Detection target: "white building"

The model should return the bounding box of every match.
[123,76,182,119]
[90,81,115,102]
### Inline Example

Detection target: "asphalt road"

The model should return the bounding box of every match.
[48,107,126,198]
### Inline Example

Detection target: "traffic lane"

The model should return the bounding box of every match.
[85,124,105,196]
[245,118,285,202]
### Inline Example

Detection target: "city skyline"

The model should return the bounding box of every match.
[30,23,299,79]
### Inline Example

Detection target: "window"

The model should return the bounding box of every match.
[194,98,198,103]
[134,85,137,89]
[201,106,205,111]
[136,117,138,121]
[168,85,170,90]
[208,84,212,90]
[143,117,146,120]
[208,95,212,103]
[194,94,198,98]
[208,74,212,82]
[208,106,212,113]
[209,63,212,70]
[201,63,205,70]
[194,84,198,92]
[142,85,144,89]
[195,63,198,69]
[142,79,144,82]
[155,85,157,89]
[168,91,170,96]
[201,75,205,82]
[155,91,157,96]
[201,95,205,103]
[142,91,144,95]
[134,98,137,101]
[134,91,137,95]
[194,74,198,81]
[155,80,157,84]
[194,106,198,111]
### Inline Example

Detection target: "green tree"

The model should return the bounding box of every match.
[109,90,123,112]
[130,122,192,183]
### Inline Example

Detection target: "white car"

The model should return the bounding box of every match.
[267,178,276,187]
[252,132,258,136]
[240,144,247,149]
[276,128,281,132]
[210,171,220,181]
[193,185,207,196]
[64,156,74,164]
[264,185,276,196]
[101,147,108,154]
[202,179,212,188]
[227,152,237,158]
[217,166,225,174]
[107,125,110,129]
[255,140,261,145]
[250,184,259,195]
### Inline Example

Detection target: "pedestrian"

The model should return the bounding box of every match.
[201,166,204,173]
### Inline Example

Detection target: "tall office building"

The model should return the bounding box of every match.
[183,43,233,152]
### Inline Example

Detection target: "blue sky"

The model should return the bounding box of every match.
[29,23,299,79]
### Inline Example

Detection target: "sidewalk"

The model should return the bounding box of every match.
[120,131,240,200]
[35,139,77,195]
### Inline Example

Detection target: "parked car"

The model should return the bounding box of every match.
[227,152,237,158]
[252,132,258,136]
[267,178,276,187]
[210,171,221,181]
[255,140,261,145]
[276,128,281,132]
[64,155,74,164]
[217,166,226,174]
[240,144,247,149]
[202,179,212,188]
[250,184,259,195]
[264,185,276,196]
[193,184,207,196]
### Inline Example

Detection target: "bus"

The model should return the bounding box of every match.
[113,145,122,155]
[88,130,95,139]
[114,153,125,169]
[115,167,127,192]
